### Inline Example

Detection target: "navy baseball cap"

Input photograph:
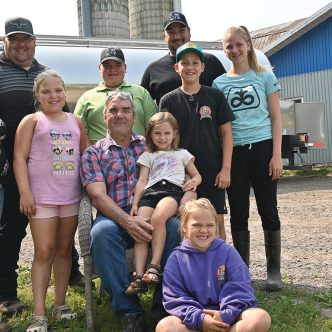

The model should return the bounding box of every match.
[176,42,205,63]
[164,11,188,30]
[100,47,125,64]
[5,17,34,37]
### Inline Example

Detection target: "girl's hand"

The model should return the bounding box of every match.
[19,192,36,218]
[183,178,199,192]
[203,309,230,331]
[214,168,231,189]
[130,205,138,216]
[269,155,283,180]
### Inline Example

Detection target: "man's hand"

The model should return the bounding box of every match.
[178,190,197,214]
[203,309,230,332]
[126,216,153,243]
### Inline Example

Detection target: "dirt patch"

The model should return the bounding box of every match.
[19,176,332,291]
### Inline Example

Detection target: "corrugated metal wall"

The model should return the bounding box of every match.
[279,69,332,164]
[268,16,332,165]
[270,17,332,78]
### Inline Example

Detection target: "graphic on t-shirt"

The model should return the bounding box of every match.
[199,105,212,120]
[227,85,260,111]
[49,128,75,176]
[149,154,177,181]
[50,129,60,140]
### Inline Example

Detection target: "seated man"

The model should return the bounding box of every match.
[80,91,180,331]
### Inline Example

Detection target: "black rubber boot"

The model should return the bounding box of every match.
[264,230,283,291]
[231,230,250,266]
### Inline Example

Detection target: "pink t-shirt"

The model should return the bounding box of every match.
[28,112,81,204]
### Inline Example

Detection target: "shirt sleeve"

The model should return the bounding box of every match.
[80,145,105,187]
[163,255,206,331]
[74,94,89,134]
[141,87,157,131]
[218,247,258,325]
[264,70,281,96]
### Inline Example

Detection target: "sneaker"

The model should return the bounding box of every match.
[26,316,48,332]
[120,313,146,332]
[0,322,12,332]
[0,299,27,317]
[52,305,77,320]
[69,271,85,288]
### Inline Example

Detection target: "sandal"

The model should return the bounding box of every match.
[142,264,162,284]
[26,316,48,332]
[52,305,77,320]
[125,275,148,295]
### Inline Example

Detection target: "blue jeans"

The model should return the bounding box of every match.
[90,213,180,315]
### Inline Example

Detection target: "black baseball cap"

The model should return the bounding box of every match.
[164,11,188,30]
[100,47,125,64]
[5,17,34,37]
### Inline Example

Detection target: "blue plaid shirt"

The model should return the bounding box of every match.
[81,133,146,210]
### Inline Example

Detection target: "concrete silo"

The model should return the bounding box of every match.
[128,0,175,39]
[78,0,130,38]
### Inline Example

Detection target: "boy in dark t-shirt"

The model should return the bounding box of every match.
[159,42,235,240]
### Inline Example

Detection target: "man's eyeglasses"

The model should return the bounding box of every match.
[6,36,34,44]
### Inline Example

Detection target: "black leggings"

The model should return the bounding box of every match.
[227,139,281,232]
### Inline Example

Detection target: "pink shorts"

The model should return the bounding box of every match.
[30,203,80,219]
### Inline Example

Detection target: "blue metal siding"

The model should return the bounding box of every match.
[270,17,332,77]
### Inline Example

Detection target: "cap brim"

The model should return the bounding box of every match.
[164,21,187,30]
[176,49,204,63]
[5,31,34,37]
[100,56,124,64]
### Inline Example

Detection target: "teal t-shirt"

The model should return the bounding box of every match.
[213,69,280,146]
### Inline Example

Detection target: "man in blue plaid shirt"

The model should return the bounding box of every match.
[81,91,180,331]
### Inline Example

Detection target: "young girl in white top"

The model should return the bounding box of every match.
[126,112,201,295]
[14,70,89,332]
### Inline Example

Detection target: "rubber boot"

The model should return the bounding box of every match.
[231,230,250,267]
[264,230,283,291]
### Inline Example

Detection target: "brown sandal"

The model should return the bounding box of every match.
[142,264,162,284]
[125,276,148,295]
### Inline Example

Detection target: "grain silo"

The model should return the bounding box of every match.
[128,0,179,39]
[78,0,130,38]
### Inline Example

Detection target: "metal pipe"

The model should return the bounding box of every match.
[81,0,92,37]
[173,0,182,12]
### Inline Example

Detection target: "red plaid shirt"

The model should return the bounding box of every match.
[81,134,146,210]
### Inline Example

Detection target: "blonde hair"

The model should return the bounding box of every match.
[180,198,218,239]
[223,25,270,73]
[145,112,180,152]
[33,70,65,111]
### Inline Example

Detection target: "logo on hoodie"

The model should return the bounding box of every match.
[216,265,225,281]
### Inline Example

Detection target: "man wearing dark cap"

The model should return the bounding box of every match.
[141,11,226,105]
[0,17,84,324]
[74,46,157,143]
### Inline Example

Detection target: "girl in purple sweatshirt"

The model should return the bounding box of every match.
[156,198,271,332]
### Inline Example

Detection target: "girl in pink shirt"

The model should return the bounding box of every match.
[14,70,88,332]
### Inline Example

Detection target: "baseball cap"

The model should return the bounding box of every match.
[100,47,125,64]
[176,42,205,63]
[164,11,188,30]
[5,17,34,37]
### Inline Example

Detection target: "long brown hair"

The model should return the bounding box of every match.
[145,112,180,152]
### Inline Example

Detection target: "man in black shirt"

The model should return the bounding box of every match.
[141,11,226,105]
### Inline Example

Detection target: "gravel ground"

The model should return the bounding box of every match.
[19,176,332,291]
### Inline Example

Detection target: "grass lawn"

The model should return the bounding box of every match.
[1,265,331,331]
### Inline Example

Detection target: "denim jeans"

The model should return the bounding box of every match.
[90,213,180,315]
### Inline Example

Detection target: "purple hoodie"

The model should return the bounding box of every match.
[162,238,258,330]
